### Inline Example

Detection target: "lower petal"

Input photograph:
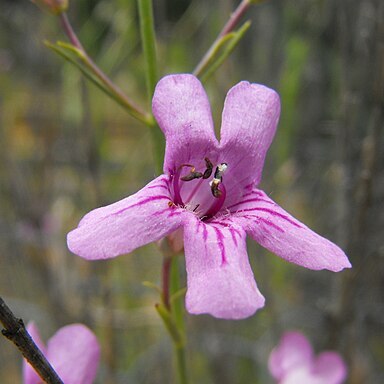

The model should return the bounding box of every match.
[47,324,100,384]
[183,217,265,319]
[232,189,351,272]
[67,175,185,260]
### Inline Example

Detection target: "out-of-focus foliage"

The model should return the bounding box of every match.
[0,1,383,383]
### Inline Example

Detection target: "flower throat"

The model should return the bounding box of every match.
[171,157,228,220]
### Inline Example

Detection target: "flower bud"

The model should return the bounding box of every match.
[31,0,68,15]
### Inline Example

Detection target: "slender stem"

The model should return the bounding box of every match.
[193,0,255,76]
[137,0,158,102]
[159,255,188,384]
[137,0,165,172]
[162,256,172,310]
[175,344,188,384]
[58,12,151,125]
[59,12,84,50]
[219,0,256,38]
[0,297,63,384]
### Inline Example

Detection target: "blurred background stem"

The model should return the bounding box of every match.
[58,12,151,125]
[138,0,165,173]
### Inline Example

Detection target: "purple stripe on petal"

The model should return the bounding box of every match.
[229,228,238,246]
[243,215,285,233]
[114,195,171,215]
[147,183,170,191]
[227,197,275,210]
[196,220,202,234]
[240,190,264,199]
[167,210,183,218]
[244,182,256,191]
[238,207,302,228]
[203,223,208,242]
[213,226,227,265]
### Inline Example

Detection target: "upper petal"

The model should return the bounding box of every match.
[183,216,265,319]
[152,74,219,172]
[232,189,351,271]
[23,322,47,384]
[312,351,347,384]
[268,331,313,381]
[219,81,280,199]
[67,175,185,259]
[46,324,100,384]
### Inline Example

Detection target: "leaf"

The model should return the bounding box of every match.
[194,21,251,82]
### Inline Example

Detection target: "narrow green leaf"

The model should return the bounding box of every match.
[196,21,251,82]
[46,40,152,125]
[155,303,185,348]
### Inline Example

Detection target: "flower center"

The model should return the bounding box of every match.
[171,157,228,220]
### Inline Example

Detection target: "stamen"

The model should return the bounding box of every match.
[193,204,200,212]
[210,179,222,198]
[180,171,203,181]
[203,183,227,220]
[180,164,204,181]
[202,157,213,179]
[214,163,228,179]
[210,163,228,198]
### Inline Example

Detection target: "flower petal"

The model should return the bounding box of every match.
[183,216,265,319]
[232,189,351,271]
[46,324,100,384]
[23,322,47,384]
[67,175,185,260]
[280,367,317,384]
[268,331,313,380]
[312,351,347,384]
[152,74,219,172]
[219,82,280,200]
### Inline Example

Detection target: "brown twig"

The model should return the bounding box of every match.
[0,297,63,384]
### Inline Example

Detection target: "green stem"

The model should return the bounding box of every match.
[137,0,165,173]
[58,12,151,125]
[175,343,188,384]
[137,0,158,102]
[157,255,188,384]
[162,256,172,310]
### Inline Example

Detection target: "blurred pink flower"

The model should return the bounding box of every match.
[23,322,100,384]
[67,74,351,319]
[268,331,347,384]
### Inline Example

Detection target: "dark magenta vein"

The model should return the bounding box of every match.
[242,189,263,198]
[243,214,285,233]
[227,197,274,210]
[113,195,170,215]
[213,227,227,265]
[238,207,301,228]
[229,227,238,246]
[147,183,169,191]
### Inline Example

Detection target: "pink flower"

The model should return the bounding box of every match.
[268,331,347,384]
[67,74,351,319]
[23,322,100,384]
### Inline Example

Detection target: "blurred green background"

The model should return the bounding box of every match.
[0,0,383,383]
